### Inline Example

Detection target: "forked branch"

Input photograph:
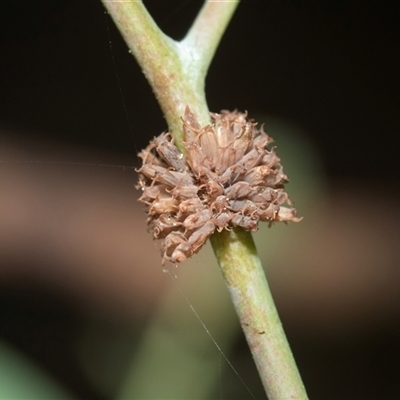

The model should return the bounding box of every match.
[102,1,307,398]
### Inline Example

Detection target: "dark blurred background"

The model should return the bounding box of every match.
[0,1,399,399]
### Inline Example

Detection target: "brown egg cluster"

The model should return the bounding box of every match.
[137,108,300,264]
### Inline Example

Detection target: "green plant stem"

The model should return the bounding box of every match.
[102,0,238,150]
[102,1,308,398]
[182,1,239,84]
[211,228,308,399]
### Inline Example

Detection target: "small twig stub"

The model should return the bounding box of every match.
[137,107,300,264]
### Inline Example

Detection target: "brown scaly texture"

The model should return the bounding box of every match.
[137,108,301,264]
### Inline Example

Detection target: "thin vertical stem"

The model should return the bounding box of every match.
[102,1,308,398]
[211,228,308,399]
